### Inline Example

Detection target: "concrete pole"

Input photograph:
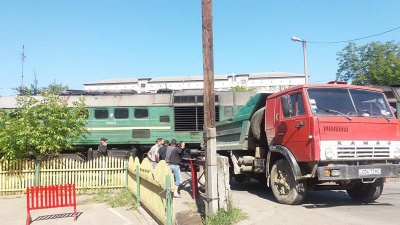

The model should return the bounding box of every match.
[302,41,309,84]
[202,0,218,216]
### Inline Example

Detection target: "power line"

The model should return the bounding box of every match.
[308,26,400,44]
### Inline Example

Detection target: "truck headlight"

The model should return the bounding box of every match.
[325,148,335,160]
[394,147,400,159]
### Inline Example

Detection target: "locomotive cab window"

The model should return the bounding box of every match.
[114,108,129,119]
[94,109,109,119]
[134,108,148,118]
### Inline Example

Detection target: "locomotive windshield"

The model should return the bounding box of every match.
[307,88,394,118]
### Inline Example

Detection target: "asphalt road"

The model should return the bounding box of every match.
[231,180,400,225]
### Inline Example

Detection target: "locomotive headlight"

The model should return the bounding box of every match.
[394,147,400,159]
[325,148,335,160]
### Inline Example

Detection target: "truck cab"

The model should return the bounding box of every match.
[216,83,400,205]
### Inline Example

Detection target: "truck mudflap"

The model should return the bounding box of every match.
[317,164,400,181]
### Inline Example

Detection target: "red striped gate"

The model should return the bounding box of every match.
[26,184,77,225]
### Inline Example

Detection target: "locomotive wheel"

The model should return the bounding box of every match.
[250,107,265,141]
[270,159,306,205]
[346,178,384,203]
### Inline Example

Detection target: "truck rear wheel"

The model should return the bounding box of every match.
[346,178,384,203]
[270,159,306,205]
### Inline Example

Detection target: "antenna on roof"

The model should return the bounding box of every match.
[20,45,26,87]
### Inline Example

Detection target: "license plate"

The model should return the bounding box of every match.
[359,168,381,176]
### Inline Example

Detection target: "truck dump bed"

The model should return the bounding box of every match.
[216,93,269,151]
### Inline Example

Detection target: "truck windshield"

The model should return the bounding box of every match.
[307,88,394,118]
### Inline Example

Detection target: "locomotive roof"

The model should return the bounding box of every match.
[0,90,256,108]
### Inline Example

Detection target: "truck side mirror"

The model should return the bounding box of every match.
[281,95,293,117]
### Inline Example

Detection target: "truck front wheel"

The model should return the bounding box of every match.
[346,178,384,203]
[270,159,306,205]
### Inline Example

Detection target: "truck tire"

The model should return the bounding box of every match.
[270,159,306,205]
[250,107,265,141]
[346,178,384,203]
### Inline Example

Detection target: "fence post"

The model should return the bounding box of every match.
[125,161,128,188]
[166,175,172,225]
[136,165,140,206]
[34,160,40,186]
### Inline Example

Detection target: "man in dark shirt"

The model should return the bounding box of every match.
[98,137,108,157]
[158,140,169,161]
[166,140,184,198]
[97,137,108,184]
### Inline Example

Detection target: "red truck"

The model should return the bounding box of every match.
[216,83,400,204]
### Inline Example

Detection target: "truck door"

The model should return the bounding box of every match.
[274,92,311,161]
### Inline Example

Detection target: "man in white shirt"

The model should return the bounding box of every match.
[148,138,163,168]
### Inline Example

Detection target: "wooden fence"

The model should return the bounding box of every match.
[0,156,175,225]
[0,160,36,193]
[0,157,127,194]
[127,157,175,225]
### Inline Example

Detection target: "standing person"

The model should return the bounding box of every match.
[165,139,177,163]
[148,138,163,168]
[167,140,184,198]
[97,137,108,184]
[158,140,169,161]
[98,137,108,157]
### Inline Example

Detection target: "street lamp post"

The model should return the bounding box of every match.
[291,37,309,84]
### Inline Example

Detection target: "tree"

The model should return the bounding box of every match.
[41,82,69,94]
[13,79,68,96]
[13,84,40,96]
[0,92,89,160]
[336,41,400,85]
[229,85,258,92]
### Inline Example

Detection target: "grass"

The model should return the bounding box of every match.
[81,188,138,210]
[203,205,247,225]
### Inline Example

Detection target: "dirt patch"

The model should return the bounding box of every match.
[176,209,203,225]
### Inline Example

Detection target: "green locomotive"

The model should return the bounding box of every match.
[0,90,256,160]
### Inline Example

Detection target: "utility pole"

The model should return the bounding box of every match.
[291,37,308,84]
[202,0,218,216]
[21,45,26,87]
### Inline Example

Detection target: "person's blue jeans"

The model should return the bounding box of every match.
[169,164,181,186]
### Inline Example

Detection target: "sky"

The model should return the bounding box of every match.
[1,1,399,96]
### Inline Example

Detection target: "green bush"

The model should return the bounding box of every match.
[203,205,247,225]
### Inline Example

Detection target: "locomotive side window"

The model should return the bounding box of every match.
[132,129,150,138]
[160,115,170,122]
[134,108,148,118]
[94,109,108,119]
[114,108,129,119]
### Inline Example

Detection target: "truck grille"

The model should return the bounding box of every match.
[323,126,349,132]
[337,147,390,158]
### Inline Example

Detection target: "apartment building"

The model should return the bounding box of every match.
[83,72,305,93]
